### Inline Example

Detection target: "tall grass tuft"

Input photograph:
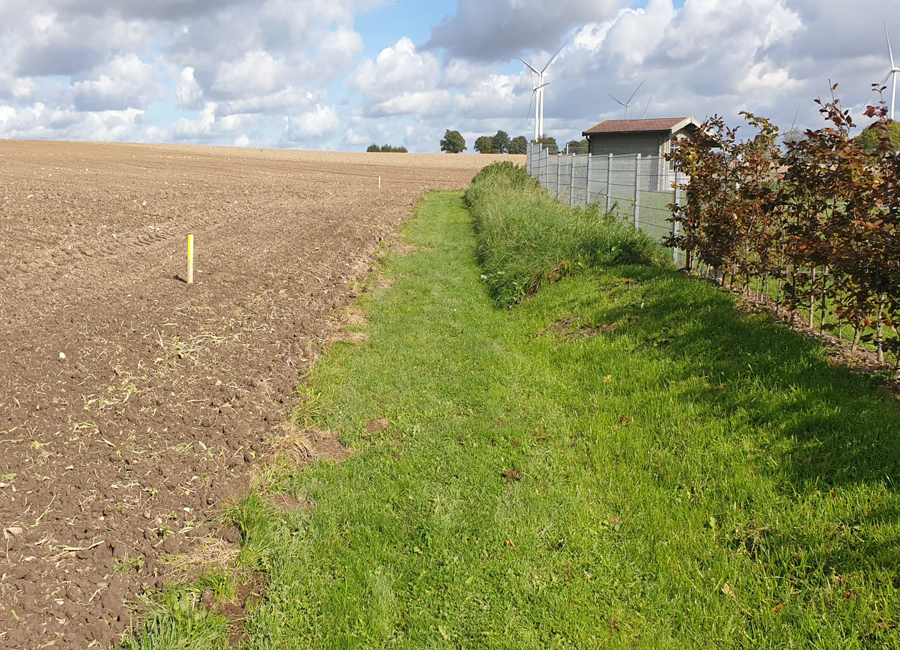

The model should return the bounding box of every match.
[465,161,665,306]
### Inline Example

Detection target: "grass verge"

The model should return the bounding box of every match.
[465,161,665,306]
[128,189,900,649]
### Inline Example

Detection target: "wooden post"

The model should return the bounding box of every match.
[186,234,194,285]
[378,176,382,189]
[634,153,642,230]
[606,153,613,212]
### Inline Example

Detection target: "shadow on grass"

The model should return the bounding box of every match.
[601,265,900,487]
[588,265,900,577]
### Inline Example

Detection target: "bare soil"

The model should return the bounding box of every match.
[0,140,520,649]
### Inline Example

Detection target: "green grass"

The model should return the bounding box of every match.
[127,189,900,649]
[466,162,665,306]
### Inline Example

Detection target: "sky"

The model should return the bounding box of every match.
[0,0,898,152]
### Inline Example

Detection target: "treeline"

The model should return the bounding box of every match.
[473,131,527,154]
[439,130,589,155]
[366,144,408,153]
[523,137,589,155]
[668,85,900,372]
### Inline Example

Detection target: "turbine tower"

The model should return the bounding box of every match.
[608,81,645,120]
[883,23,899,120]
[526,82,550,141]
[517,42,566,139]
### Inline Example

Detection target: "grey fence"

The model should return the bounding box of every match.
[526,142,684,265]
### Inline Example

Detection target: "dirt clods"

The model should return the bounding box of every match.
[365,418,390,435]
[543,317,617,341]
[0,141,506,649]
[276,422,351,465]
[502,467,523,483]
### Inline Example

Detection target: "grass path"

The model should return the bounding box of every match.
[133,191,900,649]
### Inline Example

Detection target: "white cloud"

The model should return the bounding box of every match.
[72,54,165,111]
[285,104,341,140]
[0,0,898,151]
[219,88,319,116]
[348,38,442,103]
[159,102,258,144]
[176,67,204,109]
[0,103,147,141]
[427,0,623,61]
[11,79,37,101]
[599,0,677,68]
[211,51,284,98]
[315,26,365,77]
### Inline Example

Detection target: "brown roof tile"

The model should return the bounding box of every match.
[583,117,692,136]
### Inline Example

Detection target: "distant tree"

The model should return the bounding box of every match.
[366,143,408,153]
[857,120,900,153]
[535,136,558,155]
[491,130,510,154]
[474,136,495,154]
[564,138,589,153]
[508,135,528,154]
[440,129,467,153]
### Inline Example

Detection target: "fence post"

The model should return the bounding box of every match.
[606,153,613,212]
[526,142,530,175]
[634,153,641,230]
[539,145,544,187]
[585,153,592,207]
[542,147,547,189]
[673,169,681,265]
[557,152,562,201]
[569,153,576,206]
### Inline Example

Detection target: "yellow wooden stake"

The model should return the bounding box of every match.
[186,234,194,284]
[378,175,382,189]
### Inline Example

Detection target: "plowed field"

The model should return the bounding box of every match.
[0,141,519,649]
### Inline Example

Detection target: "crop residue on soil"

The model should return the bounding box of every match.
[0,141,520,649]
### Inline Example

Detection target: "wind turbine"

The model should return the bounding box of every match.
[608,81,645,120]
[641,96,653,120]
[517,42,566,139]
[526,82,550,141]
[882,23,899,120]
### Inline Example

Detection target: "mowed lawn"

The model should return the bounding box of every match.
[131,191,900,649]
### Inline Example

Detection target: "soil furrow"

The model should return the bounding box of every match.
[0,140,520,649]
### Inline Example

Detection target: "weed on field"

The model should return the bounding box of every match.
[131,191,900,648]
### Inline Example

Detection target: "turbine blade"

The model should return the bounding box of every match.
[862,74,892,109]
[527,89,536,121]
[608,93,626,107]
[541,41,568,73]
[625,80,645,106]
[642,96,653,120]
[516,54,541,75]
[887,22,895,69]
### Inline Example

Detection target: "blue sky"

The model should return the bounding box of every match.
[0,0,897,152]
[356,1,446,58]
